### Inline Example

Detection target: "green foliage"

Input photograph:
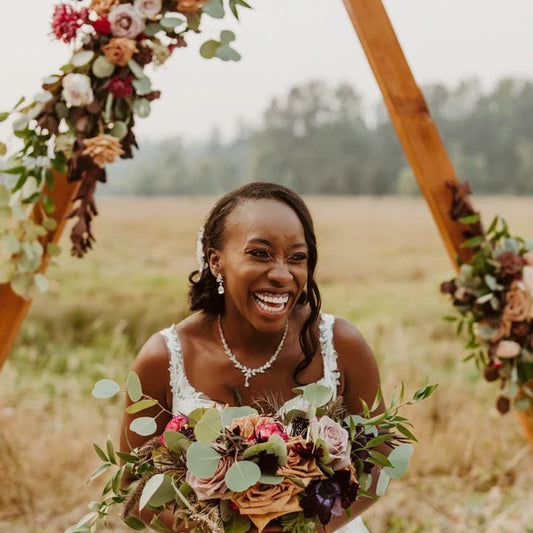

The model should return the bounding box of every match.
[186,442,221,478]
[224,460,261,491]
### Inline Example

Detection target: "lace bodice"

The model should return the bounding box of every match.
[159,312,341,415]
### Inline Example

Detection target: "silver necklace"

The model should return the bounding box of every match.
[217,315,289,387]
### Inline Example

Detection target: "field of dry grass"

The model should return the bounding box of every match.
[1,195,532,533]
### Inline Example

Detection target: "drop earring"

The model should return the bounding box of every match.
[216,273,225,295]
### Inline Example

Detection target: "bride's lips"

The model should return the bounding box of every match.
[252,291,291,315]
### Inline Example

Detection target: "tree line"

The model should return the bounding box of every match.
[105,77,533,196]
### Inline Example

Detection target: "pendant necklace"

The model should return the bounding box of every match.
[217,315,288,387]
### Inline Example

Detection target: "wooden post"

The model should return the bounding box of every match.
[341,0,533,452]
[0,170,79,371]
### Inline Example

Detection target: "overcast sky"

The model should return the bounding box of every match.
[0,1,531,142]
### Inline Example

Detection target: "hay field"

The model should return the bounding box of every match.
[1,195,532,533]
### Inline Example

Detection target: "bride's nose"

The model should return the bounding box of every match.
[267,260,293,285]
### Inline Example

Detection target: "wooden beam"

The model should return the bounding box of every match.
[0,170,79,372]
[342,0,533,453]
[342,0,473,266]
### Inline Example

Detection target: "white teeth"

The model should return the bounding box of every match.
[254,292,289,304]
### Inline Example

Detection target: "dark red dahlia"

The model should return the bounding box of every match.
[51,4,89,44]
[92,17,112,35]
[497,251,524,276]
[107,76,133,98]
[293,441,323,460]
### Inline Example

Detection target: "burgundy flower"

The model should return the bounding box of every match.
[300,470,359,525]
[107,75,133,98]
[496,396,510,414]
[497,251,524,276]
[92,17,112,35]
[51,4,89,43]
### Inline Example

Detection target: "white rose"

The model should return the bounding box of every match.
[62,73,94,107]
[134,0,162,18]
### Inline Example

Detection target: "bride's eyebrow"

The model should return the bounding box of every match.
[247,238,308,249]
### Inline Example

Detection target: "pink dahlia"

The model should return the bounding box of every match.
[51,4,89,44]
[106,75,133,98]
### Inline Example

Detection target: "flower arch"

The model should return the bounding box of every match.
[0,0,532,449]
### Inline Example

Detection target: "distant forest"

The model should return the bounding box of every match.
[104,77,533,196]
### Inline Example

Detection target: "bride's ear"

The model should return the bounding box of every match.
[207,248,223,277]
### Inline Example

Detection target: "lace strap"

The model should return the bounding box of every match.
[318,312,341,397]
[159,325,183,401]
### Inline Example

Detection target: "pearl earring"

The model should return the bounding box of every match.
[216,273,225,295]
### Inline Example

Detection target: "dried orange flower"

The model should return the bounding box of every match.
[102,37,138,66]
[89,0,120,17]
[82,134,124,167]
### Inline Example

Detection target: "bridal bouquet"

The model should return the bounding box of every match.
[68,377,436,532]
[441,213,533,414]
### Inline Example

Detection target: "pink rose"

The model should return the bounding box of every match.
[312,416,351,471]
[186,455,232,501]
[495,340,521,359]
[253,421,289,443]
[159,414,188,446]
[108,4,145,39]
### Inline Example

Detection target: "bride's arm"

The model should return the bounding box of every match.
[324,317,389,532]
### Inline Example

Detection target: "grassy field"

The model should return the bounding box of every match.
[1,195,532,533]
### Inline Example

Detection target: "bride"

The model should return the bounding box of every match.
[121,182,385,532]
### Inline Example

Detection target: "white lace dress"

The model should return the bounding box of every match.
[159,312,370,533]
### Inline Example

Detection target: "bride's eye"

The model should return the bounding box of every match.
[289,253,308,263]
[248,249,270,259]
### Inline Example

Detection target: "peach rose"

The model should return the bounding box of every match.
[186,455,232,501]
[523,266,533,318]
[102,37,138,66]
[277,438,323,485]
[82,134,124,167]
[311,416,351,471]
[90,0,120,17]
[495,340,521,359]
[227,415,277,441]
[176,0,204,13]
[231,480,303,533]
[503,280,531,322]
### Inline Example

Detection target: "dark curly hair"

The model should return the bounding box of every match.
[188,182,322,385]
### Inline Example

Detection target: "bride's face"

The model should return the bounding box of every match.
[212,198,309,332]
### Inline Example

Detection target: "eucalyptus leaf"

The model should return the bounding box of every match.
[215,44,241,62]
[375,470,391,497]
[221,406,258,427]
[132,77,152,96]
[220,30,236,44]
[224,461,261,492]
[92,56,115,78]
[242,441,274,459]
[92,379,121,399]
[10,274,33,297]
[259,474,284,485]
[0,112,9,122]
[383,443,413,479]
[163,431,191,454]
[145,23,163,36]
[127,59,145,80]
[194,408,222,442]
[130,417,158,436]
[160,17,184,29]
[122,516,147,530]
[72,50,94,67]
[186,442,221,478]
[203,0,225,18]
[34,91,53,104]
[110,121,128,140]
[301,383,332,407]
[127,371,143,402]
[133,98,151,118]
[140,473,175,510]
[3,234,21,254]
[125,399,157,414]
[200,40,220,59]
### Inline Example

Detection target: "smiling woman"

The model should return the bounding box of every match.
[120,182,383,532]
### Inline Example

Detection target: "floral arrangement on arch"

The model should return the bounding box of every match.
[67,376,436,532]
[0,0,250,297]
[441,182,533,415]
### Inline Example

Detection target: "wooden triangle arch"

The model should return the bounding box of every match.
[1,0,532,450]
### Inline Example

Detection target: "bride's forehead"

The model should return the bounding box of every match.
[224,199,305,238]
